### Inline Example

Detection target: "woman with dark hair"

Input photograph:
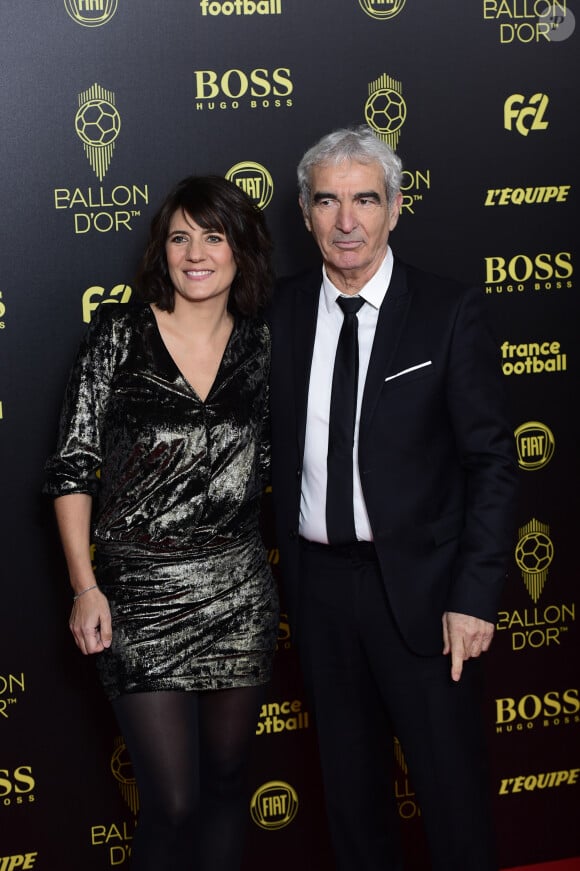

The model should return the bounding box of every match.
[44,176,279,871]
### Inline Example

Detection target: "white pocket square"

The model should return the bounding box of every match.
[384,360,432,382]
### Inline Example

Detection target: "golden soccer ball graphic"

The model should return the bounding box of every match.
[75,99,121,148]
[110,742,135,786]
[365,88,406,135]
[515,531,554,574]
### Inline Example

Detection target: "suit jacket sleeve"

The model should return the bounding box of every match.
[441,284,518,621]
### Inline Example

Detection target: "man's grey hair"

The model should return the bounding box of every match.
[297,125,403,213]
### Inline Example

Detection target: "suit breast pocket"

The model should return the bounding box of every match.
[368,361,443,451]
[383,360,434,391]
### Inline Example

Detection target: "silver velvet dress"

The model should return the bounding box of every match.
[44,302,279,700]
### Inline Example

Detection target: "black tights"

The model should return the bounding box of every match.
[112,686,265,871]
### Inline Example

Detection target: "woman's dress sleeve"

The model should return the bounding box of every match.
[44,306,120,498]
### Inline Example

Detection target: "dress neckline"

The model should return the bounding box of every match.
[146,304,238,404]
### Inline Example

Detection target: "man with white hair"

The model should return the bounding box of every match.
[268,125,518,870]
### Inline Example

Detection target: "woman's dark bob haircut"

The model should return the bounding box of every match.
[136,175,273,316]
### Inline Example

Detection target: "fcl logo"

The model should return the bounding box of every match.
[359,0,406,19]
[65,0,118,26]
[82,285,132,322]
[504,93,549,136]
[365,74,406,150]
[75,84,121,181]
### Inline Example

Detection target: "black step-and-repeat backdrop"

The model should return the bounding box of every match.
[1,2,579,869]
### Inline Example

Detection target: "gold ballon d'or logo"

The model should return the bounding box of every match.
[250,780,298,830]
[75,84,121,182]
[365,74,406,150]
[515,519,554,604]
[225,162,274,210]
[394,736,408,774]
[111,737,139,815]
[359,0,406,20]
[65,0,118,27]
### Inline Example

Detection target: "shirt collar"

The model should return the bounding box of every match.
[321,247,394,313]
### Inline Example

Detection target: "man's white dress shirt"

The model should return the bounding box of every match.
[299,248,394,544]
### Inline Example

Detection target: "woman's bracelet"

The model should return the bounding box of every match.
[73,584,98,601]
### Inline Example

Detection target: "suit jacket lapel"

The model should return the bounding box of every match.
[292,270,321,458]
[360,259,411,445]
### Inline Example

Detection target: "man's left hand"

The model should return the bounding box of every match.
[442,611,495,682]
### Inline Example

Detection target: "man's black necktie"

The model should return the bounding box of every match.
[326,295,365,545]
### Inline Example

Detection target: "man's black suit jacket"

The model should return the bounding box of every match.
[268,258,519,655]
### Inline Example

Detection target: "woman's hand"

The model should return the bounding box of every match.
[69,587,113,655]
[53,494,112,654]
